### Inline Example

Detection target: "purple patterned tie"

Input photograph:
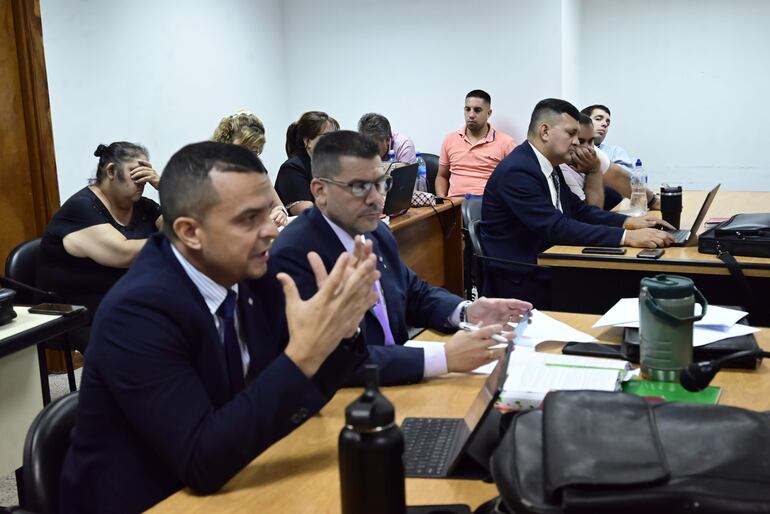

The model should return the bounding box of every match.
[371,282,395,346]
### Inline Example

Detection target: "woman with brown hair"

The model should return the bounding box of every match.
[275,111,339,215]
[212,111,289,226]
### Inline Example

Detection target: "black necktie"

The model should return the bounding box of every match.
[218,290,245,396]
[551,168,562,212]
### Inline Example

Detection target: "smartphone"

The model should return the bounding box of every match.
[28,303,85,316]
[562,341,626,359]
[581,247,626,255]
[637,249,665,259]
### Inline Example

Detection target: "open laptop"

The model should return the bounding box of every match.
[401,345,511,478]
[383,162,418,216]
[667,184,721,246]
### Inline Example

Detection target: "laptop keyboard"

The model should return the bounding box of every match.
[666,228,689,244]
[402,417,463,477]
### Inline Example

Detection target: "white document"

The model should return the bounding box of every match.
[594,298,748,329]
[517,309,597,347]
[499,351,630,410]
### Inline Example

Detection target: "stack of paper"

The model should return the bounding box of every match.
[593,298,759,347]
[498,351,632,411]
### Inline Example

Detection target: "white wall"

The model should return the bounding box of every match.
[281,0,564,152]
[578,0,770,191]
[41,0,770,202]
[41,0,289,201]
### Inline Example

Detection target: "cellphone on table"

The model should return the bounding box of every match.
[28,303,85,316]
[637,248,665,259]
[581,247,626,255]
[562,341,626,360]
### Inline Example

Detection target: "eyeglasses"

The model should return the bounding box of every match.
[317,174,393,197]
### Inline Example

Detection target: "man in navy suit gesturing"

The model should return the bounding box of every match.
[480,99,673,306]
[271,131,532,386]
[60,142,380,513]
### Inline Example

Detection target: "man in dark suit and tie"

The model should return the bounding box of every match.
[271,130,532,386]
[480,98,673,306]
[59,142,381,513]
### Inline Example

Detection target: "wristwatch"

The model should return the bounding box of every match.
[647,192,659,209]
[459,301,472,324]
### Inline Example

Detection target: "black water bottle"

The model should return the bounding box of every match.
[339,365,406,514]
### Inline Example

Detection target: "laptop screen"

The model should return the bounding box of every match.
[462,346,510,432]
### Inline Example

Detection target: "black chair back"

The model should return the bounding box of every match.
[3,238,53,304]
[420,153,439,195]
[461,197,482,229]
[468,219,487,293]
[461,198,483,299]
[22,391,79,514]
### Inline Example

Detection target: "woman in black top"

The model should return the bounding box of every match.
[38,142,161,348]
[275,111,339,215]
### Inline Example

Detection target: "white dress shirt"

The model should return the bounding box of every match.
[171,244,250,376]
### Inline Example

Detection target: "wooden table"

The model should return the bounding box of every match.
[389,200,464,296]
[538,191,770,323]
[149,311,770,513]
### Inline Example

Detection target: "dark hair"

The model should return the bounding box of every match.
[527,98,581,136]
[285,111,339,158]
[466,89,492,105]
[311,130,380,179]
[581,104,611,117]
[357,113,392,141]
[578,113,594,127]
[92,142,148,184]
[159,141,267,240]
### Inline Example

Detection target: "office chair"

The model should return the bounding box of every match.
[461,198,483,299]
[3,238,78,401]
[20,391,79,514]
[420,153,439,195]
[467,220,547,297]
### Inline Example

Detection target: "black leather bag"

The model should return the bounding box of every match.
[490,390,770,514]
[699,213,770,258]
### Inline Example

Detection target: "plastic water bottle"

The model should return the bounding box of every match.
[387,149,396,171]
[629,158,647,216]
[414,151,428,193]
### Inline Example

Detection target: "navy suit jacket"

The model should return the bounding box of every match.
[480,142,627,301]
[271,206,463,385]
[481,141,627,264]
[59,234,366,514]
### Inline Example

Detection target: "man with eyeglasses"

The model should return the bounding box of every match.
[271,131,532,385]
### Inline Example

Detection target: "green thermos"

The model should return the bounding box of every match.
[639,275,708,382]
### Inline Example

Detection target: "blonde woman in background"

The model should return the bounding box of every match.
[212,111,289,226]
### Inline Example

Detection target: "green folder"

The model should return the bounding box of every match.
[622,380,721,405]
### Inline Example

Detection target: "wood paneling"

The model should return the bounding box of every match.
[0,0,59,266]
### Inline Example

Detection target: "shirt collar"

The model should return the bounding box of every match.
[529,142,556,179]
[455,124,496,143]
[321,214,357,253]
[170,243,238,315]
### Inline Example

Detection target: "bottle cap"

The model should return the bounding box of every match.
[415,151,422,157]
[636,158,643,167]
[344,365,395,431]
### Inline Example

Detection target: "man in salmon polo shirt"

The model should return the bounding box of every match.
[435,89,517,198]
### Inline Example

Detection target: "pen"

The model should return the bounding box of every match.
[458,321,511,344]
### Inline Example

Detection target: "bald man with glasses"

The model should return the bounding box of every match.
[271,131,531,386]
